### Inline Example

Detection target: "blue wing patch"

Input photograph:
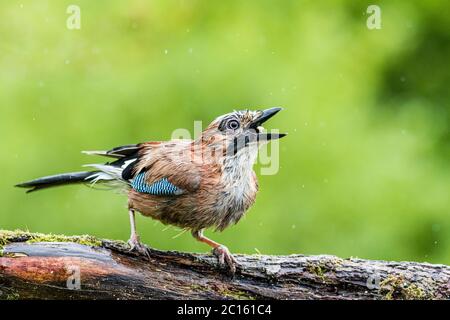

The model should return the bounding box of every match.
[131,173,183,195]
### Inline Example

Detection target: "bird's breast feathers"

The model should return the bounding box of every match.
[124,139,259,230]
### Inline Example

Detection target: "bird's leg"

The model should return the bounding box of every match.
[192,229,237,273]
[127,209,150,260]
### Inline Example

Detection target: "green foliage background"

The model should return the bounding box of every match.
[1,1,449,264]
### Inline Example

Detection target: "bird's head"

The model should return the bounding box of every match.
[199,107,286,159]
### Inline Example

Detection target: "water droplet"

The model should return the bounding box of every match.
[164,49,168,55]
[65,59,70,65]
[291,224,296,229]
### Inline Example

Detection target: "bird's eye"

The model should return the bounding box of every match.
[226,119,240,130]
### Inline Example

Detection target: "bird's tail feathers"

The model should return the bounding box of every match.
[16,171,98,193]
[16,165,130,193]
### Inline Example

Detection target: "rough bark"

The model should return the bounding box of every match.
[0,230,449,300]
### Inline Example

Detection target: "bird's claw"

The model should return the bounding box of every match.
[128,236,151,261]
[212,245,237,273]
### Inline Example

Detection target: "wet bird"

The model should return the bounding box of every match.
[16,108,286,272]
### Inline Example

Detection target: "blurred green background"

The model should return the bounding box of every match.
[1,0,449,264]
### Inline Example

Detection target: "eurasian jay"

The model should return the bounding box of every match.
[16,107,286,272]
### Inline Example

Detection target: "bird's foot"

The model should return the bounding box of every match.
[128,235,151,261]
[212,245,237,274]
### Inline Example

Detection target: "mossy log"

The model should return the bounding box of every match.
[0,230,449,300]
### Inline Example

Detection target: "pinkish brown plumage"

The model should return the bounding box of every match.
[16,108,286,272]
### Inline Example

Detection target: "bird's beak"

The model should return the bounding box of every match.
[250,107,287,141]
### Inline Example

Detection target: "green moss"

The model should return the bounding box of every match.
[220,289,256,300]
[306,263,328,283]
[6,292,20,300]
[0,230,13,256]
[188,283,256,300]
[27,233,102,247]
[189,284,203,291]
[309,265,324,277]
[380,275,427,300]
[0,229,102,251]
[304,258,346,284]
[404,284,426,300]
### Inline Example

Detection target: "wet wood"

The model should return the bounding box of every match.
[0,231,449,300]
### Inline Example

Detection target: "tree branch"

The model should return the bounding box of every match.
[0,230,449,300]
